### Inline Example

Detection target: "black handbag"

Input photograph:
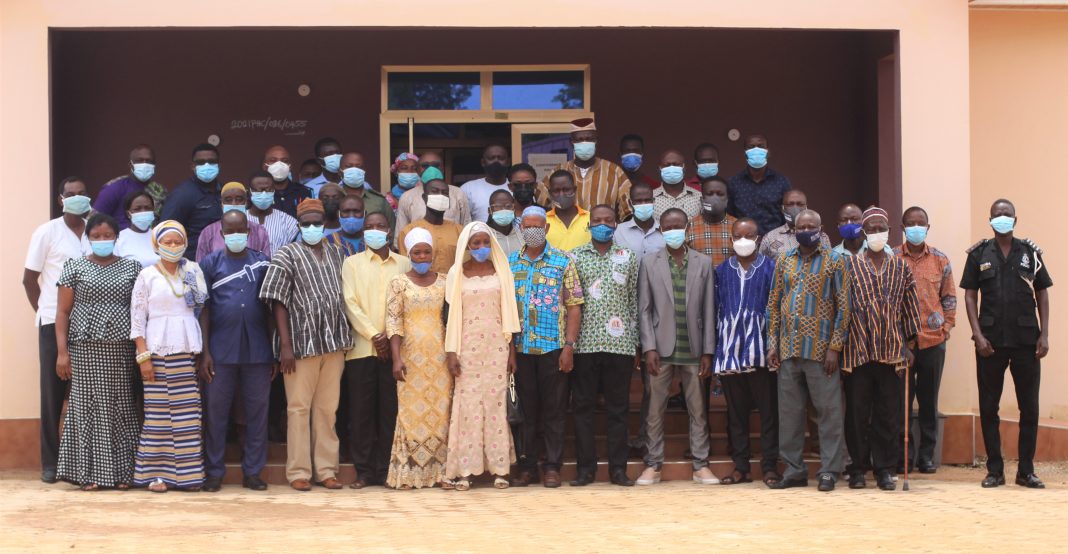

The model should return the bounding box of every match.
[506,374,524,425]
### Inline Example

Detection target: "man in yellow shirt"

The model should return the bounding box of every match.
[341,211,411,488]
[545,169,591,251]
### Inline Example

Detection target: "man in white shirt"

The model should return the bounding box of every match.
[460,144,511,222]
[23,176,92,483]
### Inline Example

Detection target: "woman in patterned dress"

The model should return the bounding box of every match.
[443,221,522,491]
[54,214,143,490]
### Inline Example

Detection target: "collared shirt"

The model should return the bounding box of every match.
[159,177,222,260]
[614,219,665,263]
[344,186,397,234]
[727,168,792,235]
[271,180,311,218]
[94,175,167,229]
[200,249,273,365]
[546,206,591,251]
[759,223,831,259]
[460,177,511,222]
[893,243,957,349]
[509,245,584,355]
[259,241,352,359]
[662,253,697,365]
[767,245,850,363]
[24,217,90,325]
[686,214,737,267]
[395,185,471,236]
[960,237,1053,348]
[194,219,273,262]
[341,249,411,360]
[652,186,702,221]
[535,158,633,220]
[492,227,523,256]
[325,231,364,257]
[398,219,463,275]
[833,241,894,258]
[714,254,776,374]
[303,173,333,199]
[842,253,921,371]
[250,208,299,255]
[573,242,639,356]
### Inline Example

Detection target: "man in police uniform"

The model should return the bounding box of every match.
[960,199,1051,489]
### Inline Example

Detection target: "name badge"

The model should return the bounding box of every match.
[979,262,992,272]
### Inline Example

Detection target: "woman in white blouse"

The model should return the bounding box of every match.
[114,190,160,269]
[129,220,207,492]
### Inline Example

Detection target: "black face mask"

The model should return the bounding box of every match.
[512,184,536,206]
[485,162,507,180]
[323,200,340,219]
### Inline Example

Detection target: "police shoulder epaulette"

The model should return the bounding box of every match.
[1023,238,1043,255]
[965,239,988,254]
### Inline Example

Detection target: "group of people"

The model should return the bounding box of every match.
[24,117,1051,493]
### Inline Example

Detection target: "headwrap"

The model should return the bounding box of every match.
[150,220,207,311]
[569,117,596,133]
[151,220,187,251]
[444,221,521,354]
[520,205,548,222]
[391,152,419,173]
[421,166,444,183]
[862,206,889,225]
[221,181,246,196]
[403,227,434,252]
[296,198,325,218]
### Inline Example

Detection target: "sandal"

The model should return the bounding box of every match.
[81,483,100,491]
[439,480,456,490]
[763,471,783,487]
[148,479,168,493]
[455,479,471,491]
[494,477,510,489]
[719,471,751,485]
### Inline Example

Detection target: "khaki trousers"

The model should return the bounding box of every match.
[284,351,345,482]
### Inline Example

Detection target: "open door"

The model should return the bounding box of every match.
[511,123,574,181]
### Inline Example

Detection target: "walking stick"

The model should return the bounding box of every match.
[903,363,910,492]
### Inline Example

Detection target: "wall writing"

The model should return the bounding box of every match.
[230,117,309,136]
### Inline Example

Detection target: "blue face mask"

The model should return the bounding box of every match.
[223,204,246,215]
[132,162,155,182]
[904,225,928,246]
[364,229,389,250]
[660,166,684,185]
[251,191,275,210]
[412,262,432,275]
[838,223,863,240]
[470,246,492,263]
[342,167,366,188]
[397,172,420,189]
[990,215,1015,235]
[492,209,516,226]
[224,232,248,253]
[129,211,155,231]
[340,216,365,234]
[301,224,325,245]
[573,141,596,161]
[590,223,616,243]
[620,153,642,172]
[90,240,115,257]
[321,154,342,174]
[632,202,655,222]
[745,147,768,169]
[696,162,719,179]
[62,195,92,216]
[195,163,219,183]
[663,229,686,249]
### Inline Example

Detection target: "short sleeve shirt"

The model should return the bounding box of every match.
[509,245,584,355]
[24,217,90,325]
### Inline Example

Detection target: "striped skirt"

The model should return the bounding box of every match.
[133,353,205,488]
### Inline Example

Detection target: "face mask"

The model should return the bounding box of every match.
[838,222,863,240]
[632,203,655,222]
[512,184,535,205]
[321,154,342,174]
[266,161,291,182]
[745,147,768,169]
[251,191,275,210]
[733,237,757,257]
[990,215,1015,235]
[590,223,616,243]
[90,240,115,257]
[702,196,727,215]
[521,226,547,248]
[660,166,684,185]
[865,231,889,252]
[492,209,516,226]
[783,206,804,225]
[223,203,246,215]
[620,153,642,172]
[397,172,420,189]
[340,216,365,234]
[224,232,248,253]
[904,226,928,246]
[553,193,576,211]
[301,224,325,245]
[796,229,822,247]
[195,163,219,183]
[485,162,507,180]
[62,195,91,216]
[342,167,366,188]
[696,162,719,179]
[470,246,492,262]
[132,162,155,182]
[129,211,155,231]
[663,229,686,249]
[322,200,340,218]
[426,194,450,213]
[573,141,596,161]
[158,244,187,262]
[364,229,389,250]
[412,262,432,275]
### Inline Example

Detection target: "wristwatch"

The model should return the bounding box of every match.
[563,341,578,349]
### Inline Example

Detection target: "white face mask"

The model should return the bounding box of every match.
[266,161,291,182]
[733,238,757,257]
[866,231,889,252]
[426,194,450,213]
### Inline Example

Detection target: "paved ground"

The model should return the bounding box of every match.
[2,464,1067,553]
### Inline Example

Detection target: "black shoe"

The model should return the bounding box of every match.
[243,474,268,491]
[981,473,1006,488]
[1015,473,1045,489]
[848,473,867,489]
[876,471,896,491]
[569,472,595,487]
[896,465,906,475]
[917,459,937,474]
[768,477,808,490]
[202,476,223,492]
[40,469,57,484]
[817,474,836,492]
[610,469,635,487]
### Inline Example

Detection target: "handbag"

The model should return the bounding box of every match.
[506,374,524,425]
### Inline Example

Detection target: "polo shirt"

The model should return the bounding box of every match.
[546,206,591,251]
[159,177,223,260]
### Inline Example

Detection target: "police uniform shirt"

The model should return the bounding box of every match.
[959,238,1052,348]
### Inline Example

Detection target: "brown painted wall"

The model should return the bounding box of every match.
[50,27,894,230]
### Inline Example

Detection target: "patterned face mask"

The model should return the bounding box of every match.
[521,226,547,248]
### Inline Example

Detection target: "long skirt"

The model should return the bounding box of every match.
[133,353,205,488]
[56,340,141,487]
